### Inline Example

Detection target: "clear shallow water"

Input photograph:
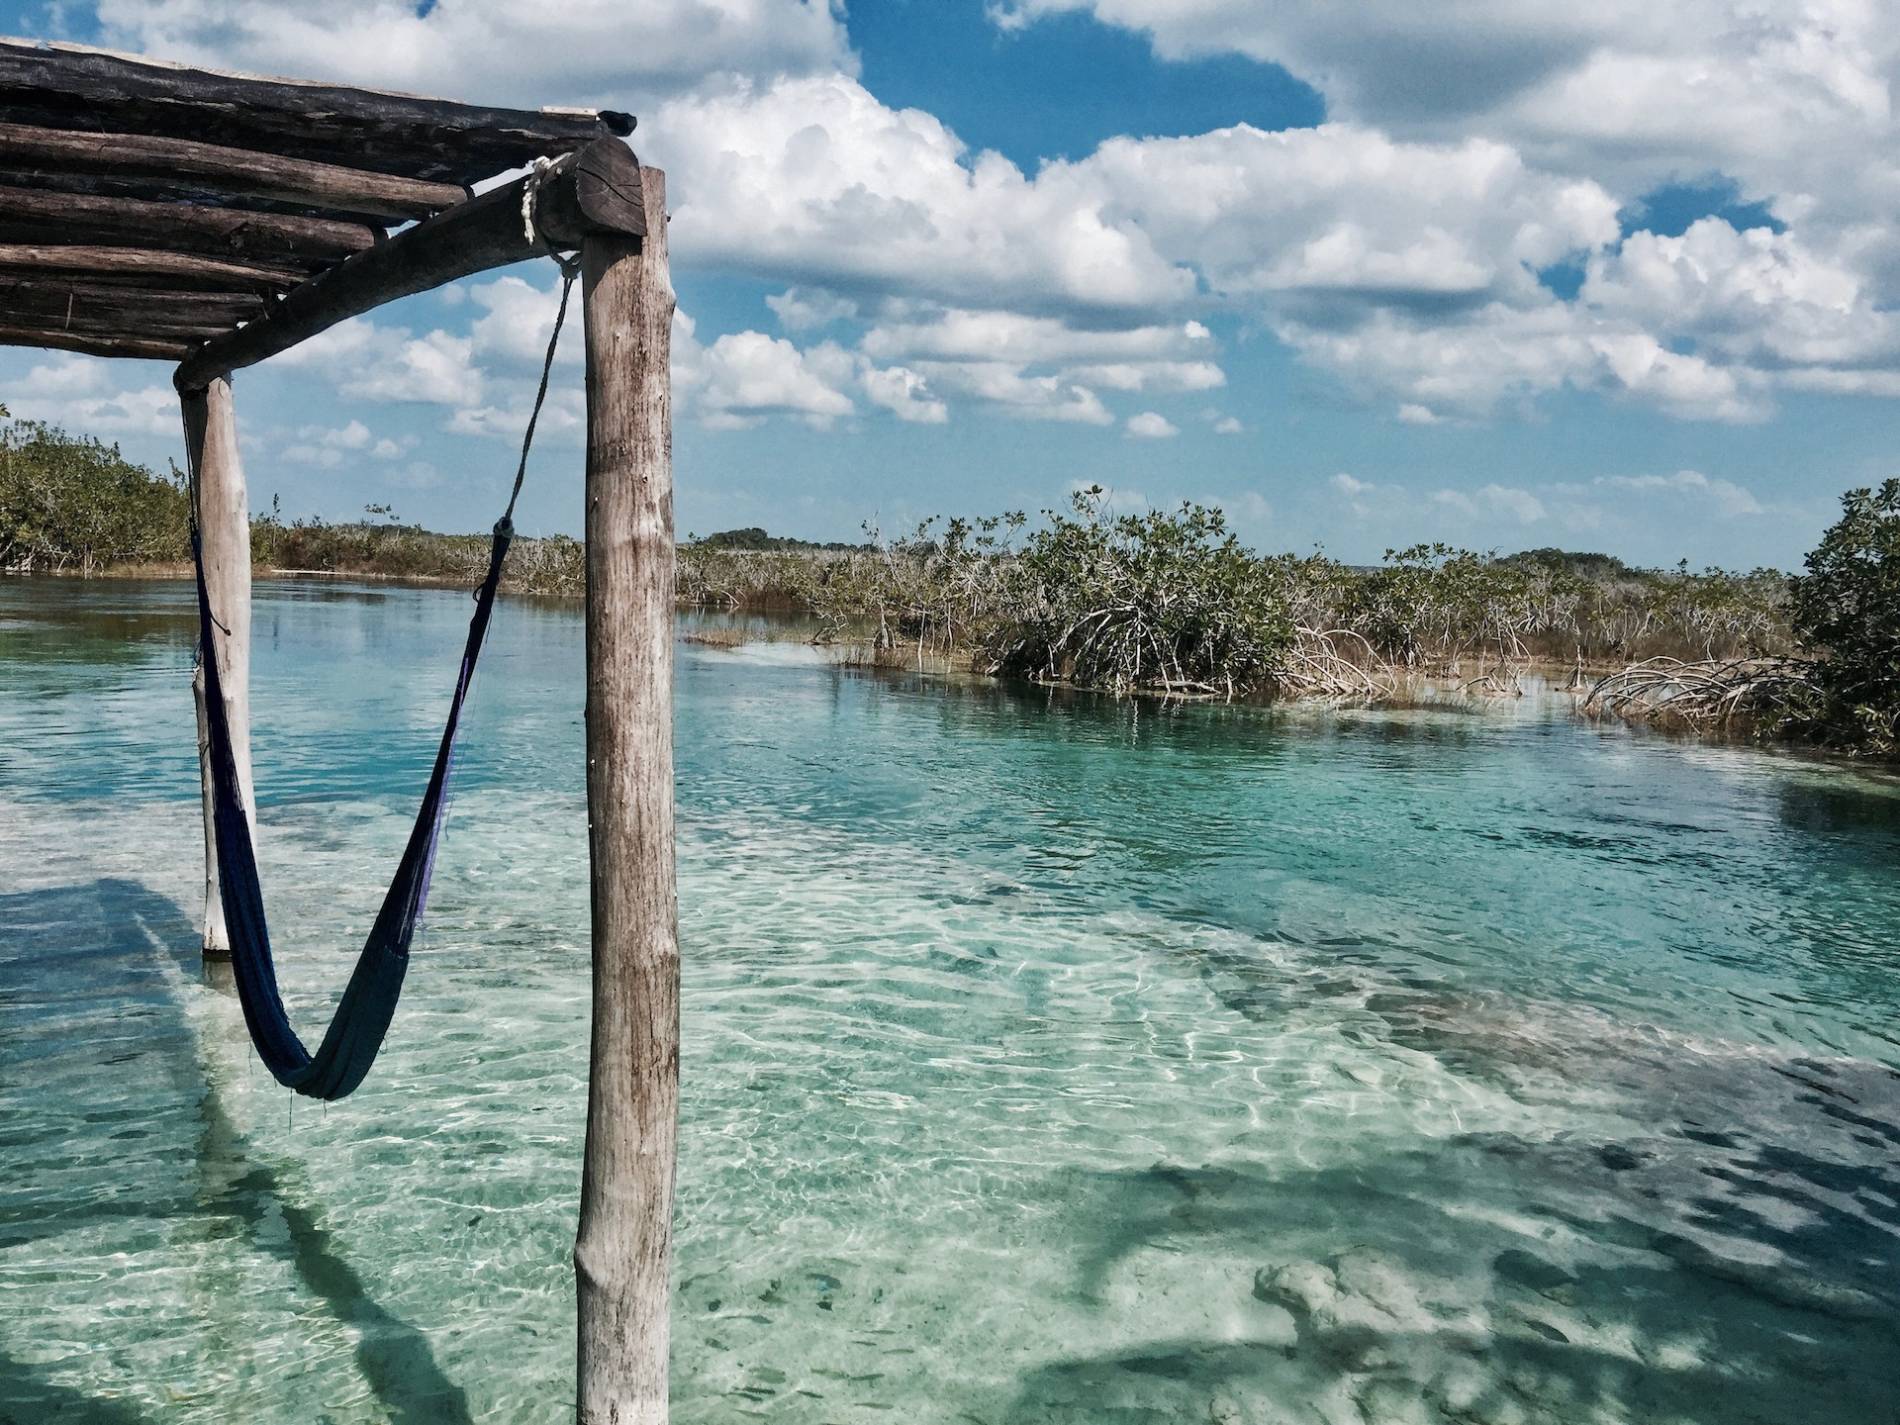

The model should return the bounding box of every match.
[3,577,1899,1425]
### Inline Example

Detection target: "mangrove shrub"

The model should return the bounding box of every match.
[1790,479,1900,752]
[0,409,191,573]
[985,488,1292,696]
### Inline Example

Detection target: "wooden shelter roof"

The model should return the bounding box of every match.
[0,38,643,379]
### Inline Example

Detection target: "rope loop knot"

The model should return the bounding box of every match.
[521,155,585,282]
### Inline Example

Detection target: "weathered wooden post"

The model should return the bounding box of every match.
[180,376,254,957]
[574,167,678,1425]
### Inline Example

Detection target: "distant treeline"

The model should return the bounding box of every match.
[3,412,1892,754]
[687,525,870,553]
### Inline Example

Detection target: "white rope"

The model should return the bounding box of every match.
[521,155,557,246]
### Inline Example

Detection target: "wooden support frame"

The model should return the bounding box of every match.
[575,166,677,1425]
[5,42,684,1417]
[174,138,644,391]
[180,377,254,957]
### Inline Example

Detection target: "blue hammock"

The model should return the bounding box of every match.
[191,262,576,1101]
[193,520,511,1099]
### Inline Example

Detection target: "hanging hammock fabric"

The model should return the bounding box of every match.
[194,522,510,1099]
[191,259,576,1101]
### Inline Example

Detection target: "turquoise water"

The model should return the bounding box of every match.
[3,576,1899,1425]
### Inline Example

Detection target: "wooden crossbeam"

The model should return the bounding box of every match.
[0,182,377,266]
[0,39,632,186]
[0,122,465,223]
[176,138,645,390]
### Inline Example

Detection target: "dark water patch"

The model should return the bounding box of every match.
[0,1345,163,1425]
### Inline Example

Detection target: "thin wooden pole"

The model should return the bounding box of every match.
[181,376,253,957]
[575,167,676,1425]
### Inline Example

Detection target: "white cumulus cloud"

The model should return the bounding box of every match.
[93,0,852,106]
[675,328,857,430]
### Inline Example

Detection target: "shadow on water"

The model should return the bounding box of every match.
[0,878,472,1425]
[1774,772,1900,838]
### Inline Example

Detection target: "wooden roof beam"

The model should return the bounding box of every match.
[0,39,633,186]
[0,243,303,292]
[176,138,645,391]
[0,182,377,266]
[0,122,465,223]
[0,279,263,336]
[7,313,237,341]
[0,322,188,360]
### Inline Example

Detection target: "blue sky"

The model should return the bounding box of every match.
[5,1,1899,569]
